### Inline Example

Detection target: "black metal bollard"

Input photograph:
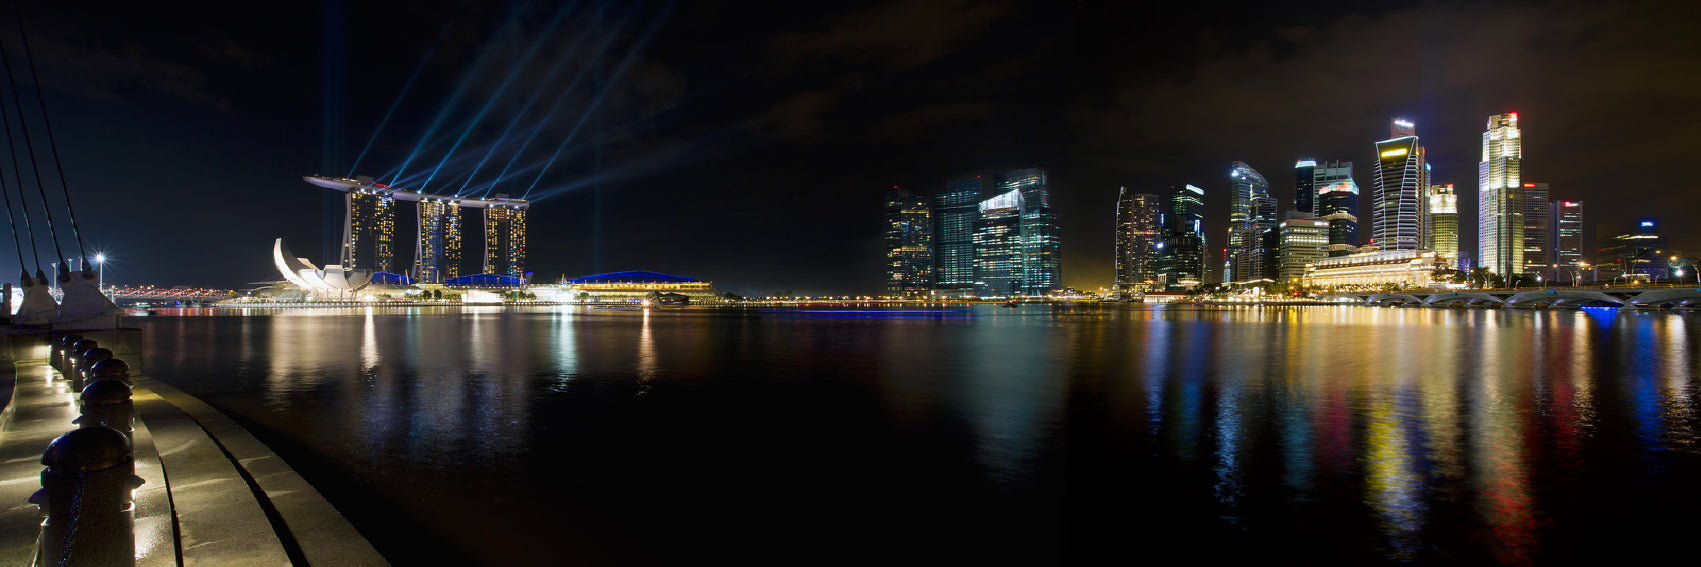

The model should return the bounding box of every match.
[65,340,97,380]
[77,379,134,438]
[53,334,84,377]
[74,348,114,392]
[89,359,133,389]
[30,427,142,567]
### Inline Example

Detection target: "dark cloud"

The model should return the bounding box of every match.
[772,0,1015,71]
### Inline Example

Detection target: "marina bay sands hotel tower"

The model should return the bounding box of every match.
[304,176,530,283]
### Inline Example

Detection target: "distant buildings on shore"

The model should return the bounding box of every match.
[883,169,1062,298]
[882,114,1687,295]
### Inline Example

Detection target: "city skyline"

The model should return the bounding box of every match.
[1,1,1696,295]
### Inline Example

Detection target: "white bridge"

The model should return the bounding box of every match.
[1316,286,1701,308]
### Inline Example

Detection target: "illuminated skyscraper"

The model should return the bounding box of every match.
[1478,113,1524,275]
[973,188,1024,297]
[1315,161,1358,257]
[884,187,934,296]
[1226,161,1274,282]
[374,195,395,272]
[1551,200,1584,282]
[416,198,464,283]
[932,177,981,294]
[1522,182,1550,277]
[344,189,396,272]
[1427,184,1458,256]
[1160,184,1206,286]
[1294,160,1317,215]
[443,202,462,279]
[1115,188,1162,290]
[1372,119,1426,251]
[303,175,525,286]
[507,206,527,278]
[999,168,1062,296]
[483,195,528,279]
[1276,217,1329,282]
[346,191,372,268]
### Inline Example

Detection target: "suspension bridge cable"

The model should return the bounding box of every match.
[0,53,38,274]
[0,137,24,268]
[0,27,65,272]
[12,4,86,267]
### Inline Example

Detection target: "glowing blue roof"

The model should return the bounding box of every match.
[567,271,700,284]
[442,273,527,287]
[370,272,415,286]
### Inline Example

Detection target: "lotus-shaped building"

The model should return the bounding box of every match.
[273,238,370,297]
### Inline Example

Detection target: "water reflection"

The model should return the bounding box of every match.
[134,306,1701,565]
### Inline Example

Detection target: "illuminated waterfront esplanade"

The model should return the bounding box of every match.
[304,175,529,283]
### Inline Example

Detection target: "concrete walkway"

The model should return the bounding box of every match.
[0,357,388,566]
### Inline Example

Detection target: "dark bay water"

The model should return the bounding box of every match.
[136,305,1700,565]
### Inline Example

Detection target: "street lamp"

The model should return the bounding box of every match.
[94,253,106,291]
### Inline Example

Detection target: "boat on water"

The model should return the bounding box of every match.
[1003,300,1019,308]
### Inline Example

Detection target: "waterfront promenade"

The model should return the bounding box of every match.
[0,330,386,566]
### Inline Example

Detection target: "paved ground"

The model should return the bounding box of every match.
[0,356,388,566]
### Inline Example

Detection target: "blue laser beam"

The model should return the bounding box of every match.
[388,3,527,191]
[452,8,608,197]
[418,1,581,194]
[347,0,469,178]
[480,2,647,199]
[522,2,675,198]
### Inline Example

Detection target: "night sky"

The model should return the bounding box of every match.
[5,0,1698,295]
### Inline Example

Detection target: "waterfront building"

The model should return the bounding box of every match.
[1115,188,1163,292]
[417,198,463,283]
[483,196,528,280]
[1276,217,1329,283]
[562,270,721,301]
[1522,182,1550,278]
[973,188,1024,297]
[1315,162,1358,257]
[1371,119,1427,251]
[303,175,527,285]
[345,189,396,272]
[1001,168,1063,296]
[1551,200,1585,282]
[1478,113,1524,275]
[1597,219,1668,281]
[1427,184,1458,256]
[884,187,934,296]
[1226,162,1274,283]
[1294,160,1317,215]
[931,178,981,294]
[1302,249,1450,289]
[1161,184,1207,287]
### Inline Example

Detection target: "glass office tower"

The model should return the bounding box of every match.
[884,187,935,296]
[1226,162,1275,282]
[931,177,981,294]
[1115,188,1163,290]
[1427,184,1458,256]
